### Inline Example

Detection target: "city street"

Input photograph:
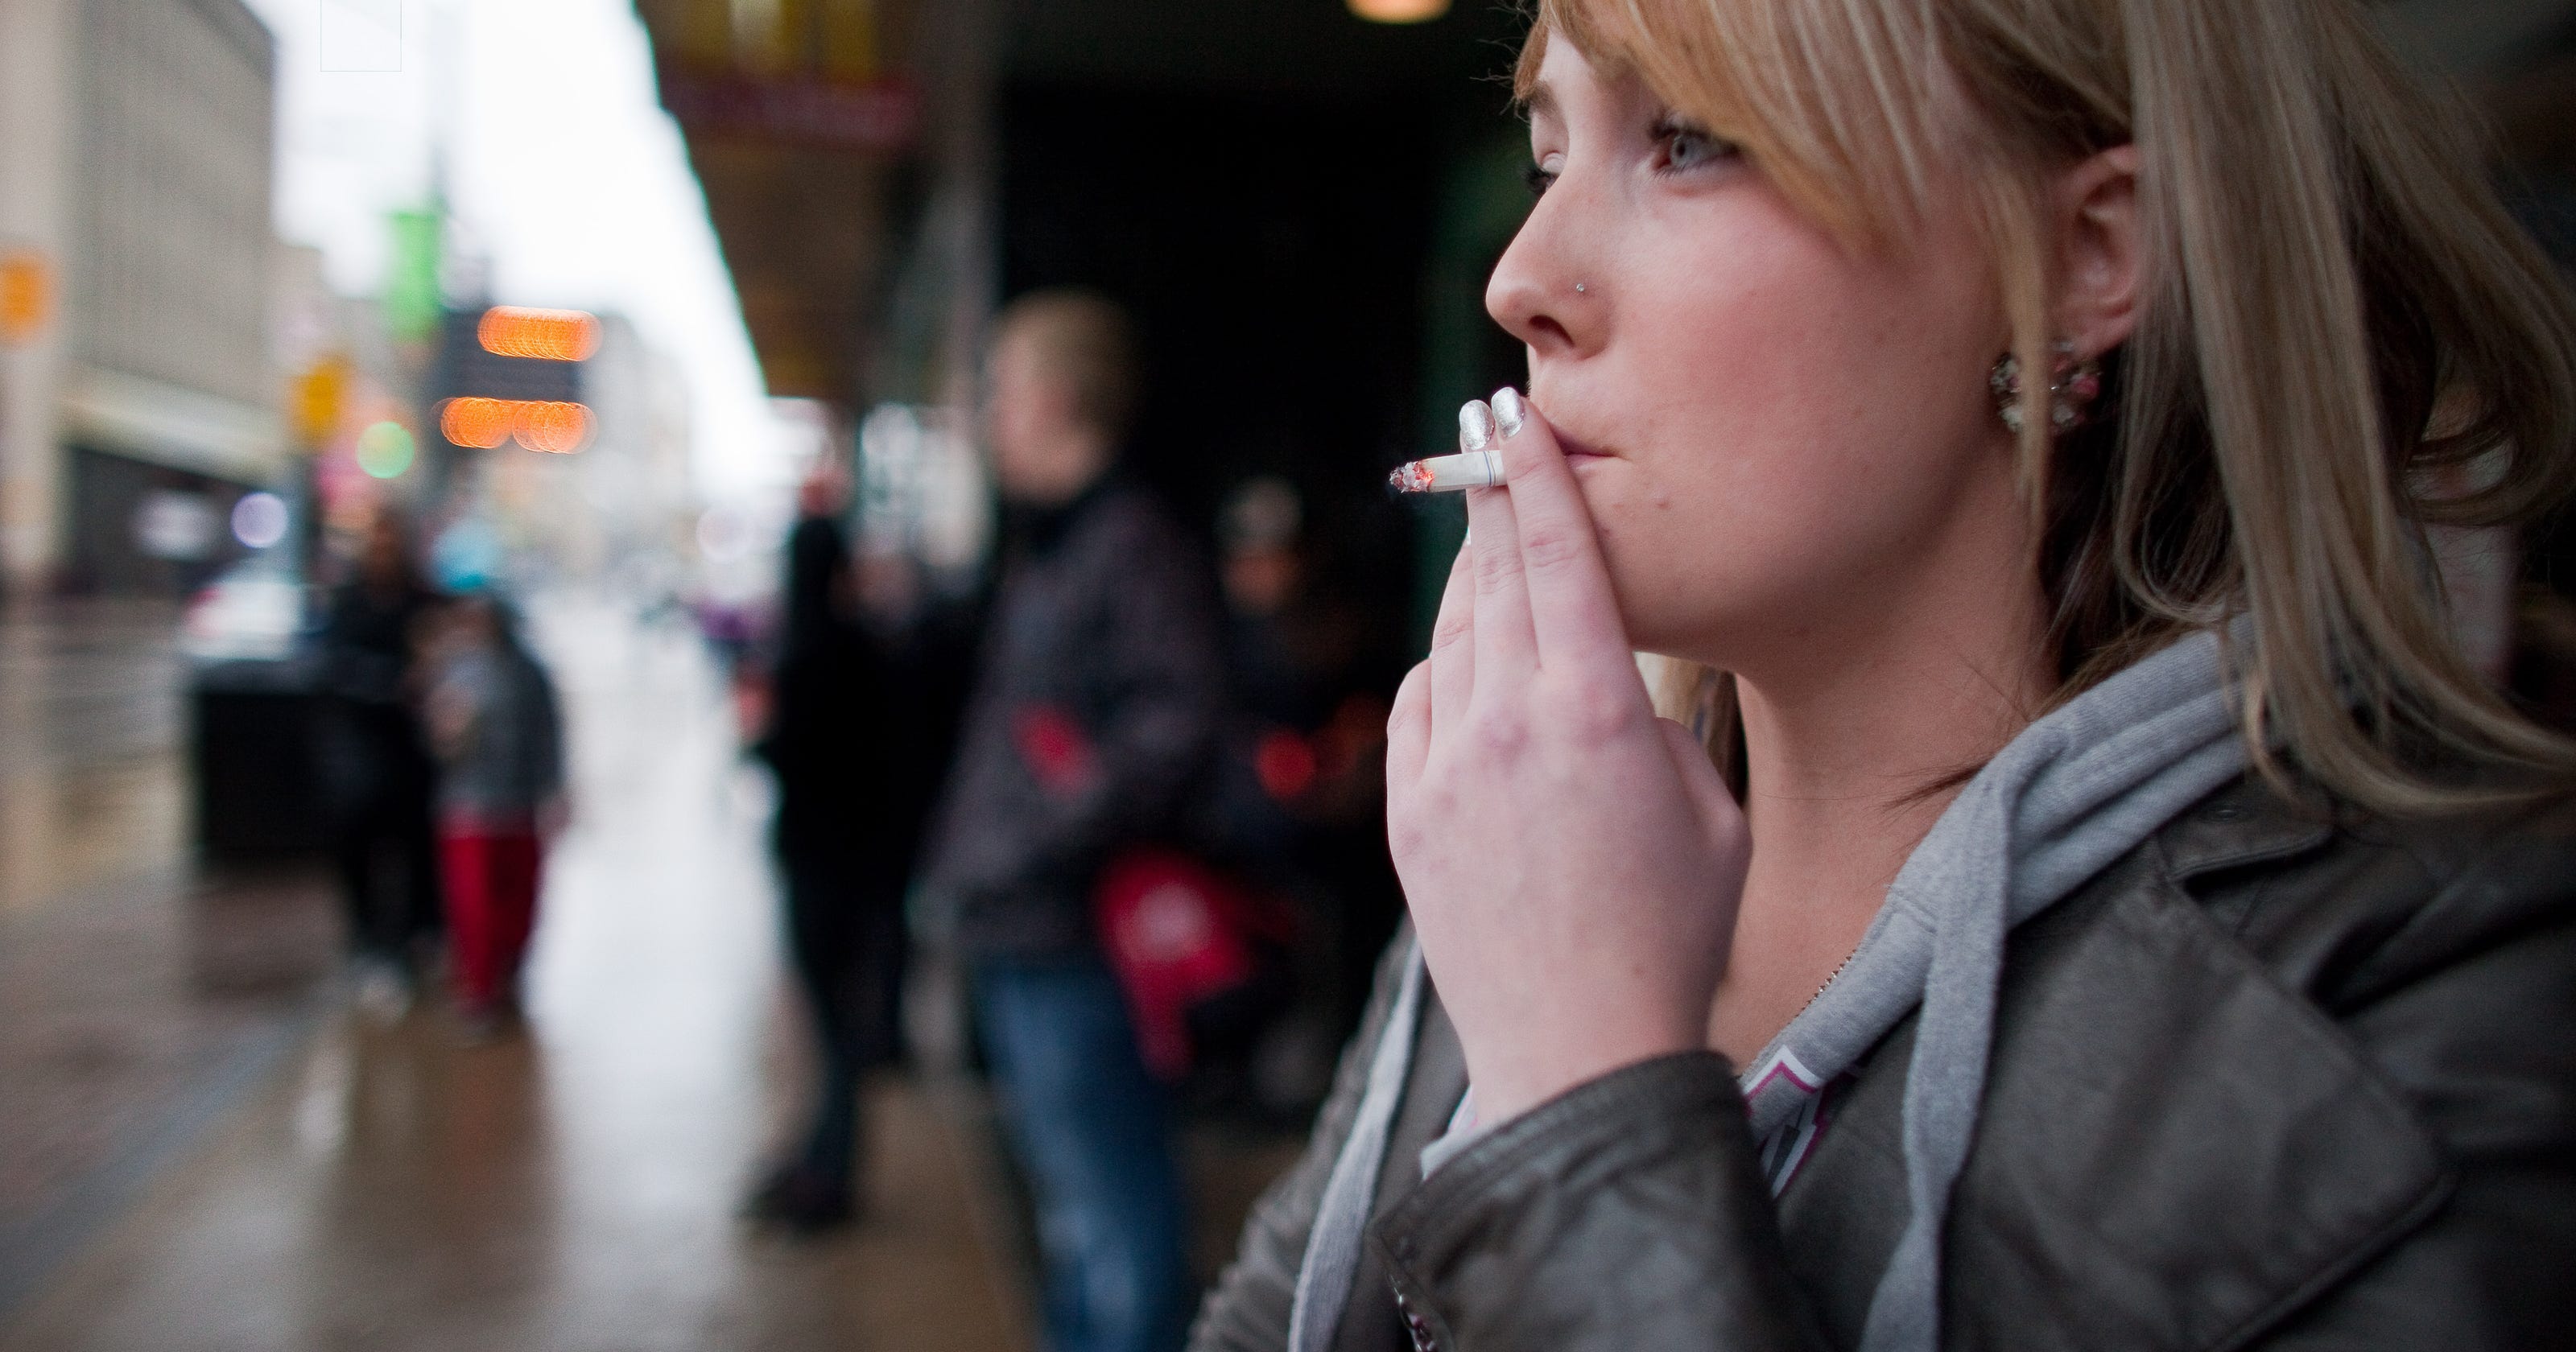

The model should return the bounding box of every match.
[0,599,345,1321]
[0,599,1032,1350]
[3,1,2572,1348]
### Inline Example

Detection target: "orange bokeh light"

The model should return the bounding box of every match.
[440,396,515,448]
[439,397,594,453]
[515,401,592,453]
[477,307,601,361]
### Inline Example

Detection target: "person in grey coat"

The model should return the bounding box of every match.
[423,591,564,1034]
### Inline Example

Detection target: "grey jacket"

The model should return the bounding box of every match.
[923,479,1228,960]
[1191,770,2576,1351]
[429,644,564,822]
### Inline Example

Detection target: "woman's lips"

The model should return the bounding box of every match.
[1553,429,1616,462]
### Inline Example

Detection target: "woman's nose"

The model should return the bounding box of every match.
[1485,200,1591,360]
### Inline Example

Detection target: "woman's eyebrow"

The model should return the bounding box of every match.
[1521,82,1561,124]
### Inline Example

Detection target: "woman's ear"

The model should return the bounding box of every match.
[2054,146,2143,359]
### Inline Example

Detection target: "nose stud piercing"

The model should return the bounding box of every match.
[1575,282,1587,293]
[1990,340,2103,436]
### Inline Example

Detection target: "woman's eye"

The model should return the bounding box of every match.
[1652,118,1738,175]
[1524,162,1559,199]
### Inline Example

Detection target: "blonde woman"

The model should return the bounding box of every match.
[1192,2,2576,1350]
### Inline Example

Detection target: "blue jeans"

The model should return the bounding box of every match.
[975,956,1192,1352]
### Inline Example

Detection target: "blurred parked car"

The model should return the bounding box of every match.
[182,560,308,662]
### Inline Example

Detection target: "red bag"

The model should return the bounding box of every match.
[1092,849,1264,1082]
[1013,700,1283,1081]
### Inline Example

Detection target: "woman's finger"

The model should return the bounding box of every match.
[1463,476,1538,691]
[1387,660,1432,788]
[1491,390,1634,677]
[1426,532,1477,732]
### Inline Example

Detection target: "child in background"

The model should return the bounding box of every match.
[424,592,567,1037]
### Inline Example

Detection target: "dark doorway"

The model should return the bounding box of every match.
[1001,82,1443,524]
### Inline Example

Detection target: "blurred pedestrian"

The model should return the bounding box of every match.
[924,290,1224,1352]
[1211,478,1404,1103]
[423,591,565,1039]
[744,474,919,1231]
[316,509,444,1015]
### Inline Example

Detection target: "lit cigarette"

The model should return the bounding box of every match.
[1388,448,1502,494]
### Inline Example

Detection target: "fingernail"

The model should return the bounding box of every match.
[1458,399,1494,452]
[1492,387,1525,439]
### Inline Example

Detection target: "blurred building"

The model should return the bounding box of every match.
[630,0,943,409]
[0,0,285,597]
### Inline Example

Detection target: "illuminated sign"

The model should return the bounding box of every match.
[437,308,582,407]
[439,397,593,454]
[477,307,601,362]
[291,356,353,447]
[0,249,52,345]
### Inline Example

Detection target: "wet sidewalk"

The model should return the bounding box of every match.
[0,598,1030,1350]
[0,600,344,1315]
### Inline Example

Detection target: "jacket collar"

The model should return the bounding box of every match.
[2153,770,2335,884]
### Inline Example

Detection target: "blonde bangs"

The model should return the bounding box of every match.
[1517,0,1970,245]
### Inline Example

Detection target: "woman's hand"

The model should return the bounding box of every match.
[1387,393,1750,1123]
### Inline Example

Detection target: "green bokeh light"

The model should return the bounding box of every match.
[355,421,416,480]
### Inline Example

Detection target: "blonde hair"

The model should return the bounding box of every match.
[1524,0,2576,812]
[993,288,1142,441]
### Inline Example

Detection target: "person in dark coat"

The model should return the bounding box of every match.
[923,290,1227,1352]
[745,491,918,1230]
[317,509,444,1013]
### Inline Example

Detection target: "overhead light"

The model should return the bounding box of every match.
[1349,0,1447,23]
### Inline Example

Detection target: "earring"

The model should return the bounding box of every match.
[1989,340,2103,435]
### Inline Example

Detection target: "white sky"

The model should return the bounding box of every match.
[244,0,797,505]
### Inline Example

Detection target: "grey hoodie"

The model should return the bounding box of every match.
[1289,627,2254,1352]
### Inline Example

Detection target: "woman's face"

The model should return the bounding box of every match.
[1491,40,2025,675]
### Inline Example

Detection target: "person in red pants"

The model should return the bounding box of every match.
[424,591,565,1037]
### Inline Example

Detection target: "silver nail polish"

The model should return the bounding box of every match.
[1458,399,1495,452]
[1492,387,1525,439]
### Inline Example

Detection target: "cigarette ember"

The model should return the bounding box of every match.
[1388,450,1503,494]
